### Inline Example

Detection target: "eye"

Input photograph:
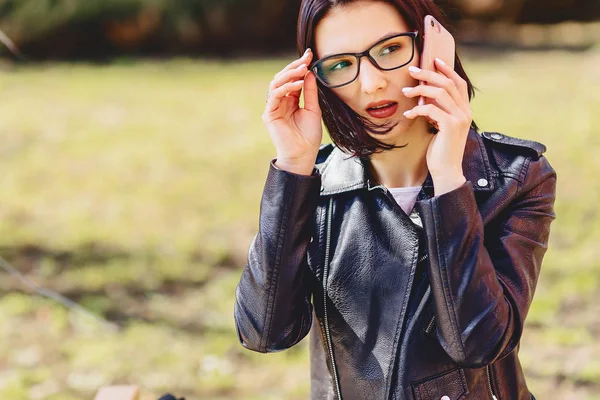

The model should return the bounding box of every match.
[329,60,353,71]
[380,45,401,56]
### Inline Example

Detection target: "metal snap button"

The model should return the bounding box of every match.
[490,133,503,140]
[477,178,489,187]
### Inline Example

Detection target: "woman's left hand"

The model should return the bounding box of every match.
[402,58,472,196]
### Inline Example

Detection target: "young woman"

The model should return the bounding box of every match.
[234,1,556,399]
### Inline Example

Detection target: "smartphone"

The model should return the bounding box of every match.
[418,15,456,107]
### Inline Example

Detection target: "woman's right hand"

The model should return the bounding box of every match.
[262,48,323,176]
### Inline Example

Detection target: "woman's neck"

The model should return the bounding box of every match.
[367,119,433,188]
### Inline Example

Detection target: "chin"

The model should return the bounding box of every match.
[368,124,406,145]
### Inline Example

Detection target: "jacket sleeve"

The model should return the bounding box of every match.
[415,155,557,367]
[234,161,321,353]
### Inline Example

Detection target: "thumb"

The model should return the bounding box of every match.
[303,71,321,116]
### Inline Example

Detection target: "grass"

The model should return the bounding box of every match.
[0,45,599,399]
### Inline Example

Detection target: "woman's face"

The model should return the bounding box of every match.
[314,1,421,143]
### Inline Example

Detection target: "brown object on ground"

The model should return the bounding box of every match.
[94,386,140,400]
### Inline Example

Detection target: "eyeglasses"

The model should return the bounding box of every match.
[309,31,419,89]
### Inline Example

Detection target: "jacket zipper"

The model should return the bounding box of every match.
[425,315,436,335]
[323,197,342,399]
[487,365,498,400]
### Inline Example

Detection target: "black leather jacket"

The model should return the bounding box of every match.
[234,129,556,400]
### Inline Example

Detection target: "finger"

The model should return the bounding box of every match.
[270,62,308,92]
[302,71,321,116]
[402,84,460,116]
[408,65,463,109]
[270,66,307,103]
[274,49,313,82]
[265,80,304,114]
[434,57,469,102]
[403,103,452,127]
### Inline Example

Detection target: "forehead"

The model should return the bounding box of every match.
[314,1,409,58]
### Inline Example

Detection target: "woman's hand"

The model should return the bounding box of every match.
[402,58,472,196]
[262,48,323,176]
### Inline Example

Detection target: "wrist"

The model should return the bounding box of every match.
[432,174,467,197]
[274,156,316,176]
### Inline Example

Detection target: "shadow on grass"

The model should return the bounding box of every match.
[0,243,240,334]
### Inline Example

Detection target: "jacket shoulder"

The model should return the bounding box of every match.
[481,131,547,159]
[480,131,555,189]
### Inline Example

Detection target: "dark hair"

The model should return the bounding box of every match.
[297,0,478,157]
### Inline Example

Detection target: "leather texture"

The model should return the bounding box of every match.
[234,129,557,400]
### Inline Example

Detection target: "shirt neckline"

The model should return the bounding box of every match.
[387,185,422,193]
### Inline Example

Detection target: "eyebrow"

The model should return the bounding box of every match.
[319,31,407,59]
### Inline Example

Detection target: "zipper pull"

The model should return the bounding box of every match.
[409,208,423,228]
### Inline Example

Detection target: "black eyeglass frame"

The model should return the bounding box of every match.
[309,30,419,89]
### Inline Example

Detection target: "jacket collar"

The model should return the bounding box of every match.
[318,129,495,196]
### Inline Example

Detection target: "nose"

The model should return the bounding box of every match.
[358,57,387,95]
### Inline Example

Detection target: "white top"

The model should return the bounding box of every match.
[387,186,422,215]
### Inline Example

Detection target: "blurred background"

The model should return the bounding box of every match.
[0,0,599,399]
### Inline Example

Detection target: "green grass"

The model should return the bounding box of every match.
[0,47,599,399]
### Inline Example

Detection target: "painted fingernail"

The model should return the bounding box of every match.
[408,66,421,73]
[402,87,413,93]
[435,57,446,66]
[298,63,307,69]
[403,110,412,116]
[441,396,450,400]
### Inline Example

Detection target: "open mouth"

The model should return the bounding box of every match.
[366,102,398,119]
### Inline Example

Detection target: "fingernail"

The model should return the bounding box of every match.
[402,87,413,93]
[403,110,411,116]
[298,63,307,69]
[441,396,450,400]
[435,57,446,66]
[408,66,421,73]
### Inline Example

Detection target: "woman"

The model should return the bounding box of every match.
[234,1,556,399]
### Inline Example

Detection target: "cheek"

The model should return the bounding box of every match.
[331,87,359,110]
[391,68,419,88]
[403,52,422,85]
